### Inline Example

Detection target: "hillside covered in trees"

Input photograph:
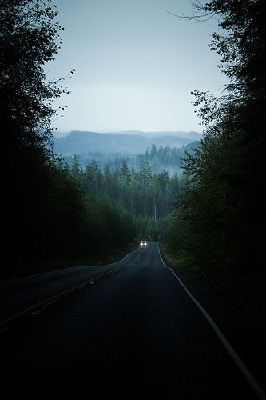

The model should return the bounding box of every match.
[65,156,183,239]
[62,142,200,175]
[53,130,201,154]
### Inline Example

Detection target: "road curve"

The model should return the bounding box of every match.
[0,242,263,398]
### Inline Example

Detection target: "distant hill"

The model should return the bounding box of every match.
[53,130,202,155]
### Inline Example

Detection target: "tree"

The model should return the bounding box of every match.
[169,0,266,274]
[0,0,71,273]
[0,1,138,277]
[0,0,68,150]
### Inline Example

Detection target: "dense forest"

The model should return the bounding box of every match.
[65,156,182,240]
[68,158,180,219]
[163,0,266,321]
[1,1,137,277]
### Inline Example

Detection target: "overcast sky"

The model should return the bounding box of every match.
[48,0,227,133]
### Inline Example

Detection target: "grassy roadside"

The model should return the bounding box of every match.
[160,244,266,395]
[42,241,138,270]
[160,242,266,333]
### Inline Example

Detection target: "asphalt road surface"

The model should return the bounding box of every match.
[0,242,264,399]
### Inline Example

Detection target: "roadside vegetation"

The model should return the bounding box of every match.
[162,0,266,329]
[1,1,137,278]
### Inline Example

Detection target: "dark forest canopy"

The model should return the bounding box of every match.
[0,0,67,149]
[1,0,66,273]
[66,156,182,220]
[0,1,135,276]
[166,0,266,277]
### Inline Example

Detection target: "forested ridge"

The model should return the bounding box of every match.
[53,130,201,154]
[63,142,200,174]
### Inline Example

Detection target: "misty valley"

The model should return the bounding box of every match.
[55,131,201,174]
[53,131,200,250]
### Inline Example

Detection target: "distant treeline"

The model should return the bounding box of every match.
[53,130,201,155]
[66,157,182,221]
[64,142,200,175]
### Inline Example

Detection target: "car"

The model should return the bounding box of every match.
[140,240,148,247]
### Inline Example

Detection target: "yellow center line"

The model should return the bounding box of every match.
[0,266,122,331]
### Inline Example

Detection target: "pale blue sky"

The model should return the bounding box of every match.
[48,0,227,133]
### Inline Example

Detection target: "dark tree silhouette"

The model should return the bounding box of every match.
[0,0,70,273]
[167,0,266,274]
[0,0,66,149]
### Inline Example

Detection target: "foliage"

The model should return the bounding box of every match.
[0,0,67,149]
[66,157,182,221]
[167,0,266,277]
[0,1,136,277]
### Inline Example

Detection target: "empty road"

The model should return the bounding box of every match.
[0,242,264,398]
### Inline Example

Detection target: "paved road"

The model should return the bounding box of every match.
[0,242,263,398]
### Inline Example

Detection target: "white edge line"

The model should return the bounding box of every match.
[117,247,139,264]
[157,243,266,400]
